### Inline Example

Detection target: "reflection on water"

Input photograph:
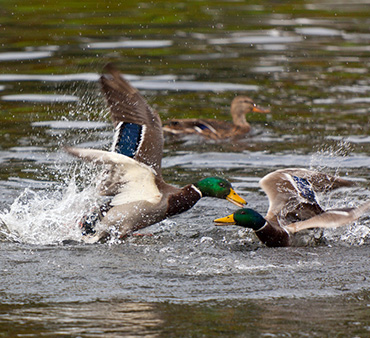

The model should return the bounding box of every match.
[1,295,370,337]
[1,94,79,103]
[208,31,303,45]
[0,73,101,82]
[0,74,257,92]
[84,39,173,49]
[0,51,53,61]
[0,302,163,337]
[160,295,370,337]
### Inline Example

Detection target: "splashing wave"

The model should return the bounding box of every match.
[0,169,101,245]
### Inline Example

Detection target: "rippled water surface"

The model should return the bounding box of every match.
[0,0,369,336]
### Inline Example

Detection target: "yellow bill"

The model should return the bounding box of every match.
[214,213,236,226]
[226,188,246,207]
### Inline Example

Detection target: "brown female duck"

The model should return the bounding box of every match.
[162,96,270,140]
[215,168,370,247]
[66,64,246,243]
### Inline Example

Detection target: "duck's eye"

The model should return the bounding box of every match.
[240,210,246,215]
[219,182,226,188]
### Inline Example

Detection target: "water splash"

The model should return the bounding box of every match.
[309,140,353,175]
[307,141,370,245]
[0,165,102,245]
[323,220,370,246]
[309,140,354,209]
[0,77,113,245]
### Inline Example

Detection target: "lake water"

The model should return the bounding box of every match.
[0,0,369,336]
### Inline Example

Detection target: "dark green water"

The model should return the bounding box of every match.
[0,0,370,336]
[1,294,370,337]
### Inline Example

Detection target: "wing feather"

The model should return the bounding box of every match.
[65,147,162,206]
[100,63,164,175]
[260,168,355,225]
[285,200,370,233]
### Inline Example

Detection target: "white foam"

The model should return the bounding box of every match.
[0,177,100,245]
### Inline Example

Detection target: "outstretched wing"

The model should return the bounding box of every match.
[100,63,164,175]
[260,168,356,226]
[65,147,162,206]
[285,200,370,233]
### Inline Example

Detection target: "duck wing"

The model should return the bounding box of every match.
[260,168,356,226]
[100,63,164,175]
[285,200,370,233]
[163,118,220,136]
[65,147,162,206]
[163,118,237,139]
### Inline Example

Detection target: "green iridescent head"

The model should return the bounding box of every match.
[194,177,246,207]
[214,208,266,231]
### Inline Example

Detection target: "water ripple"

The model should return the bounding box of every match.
[163,151,370,170]
[32,120,109,129]
[295,27,343,36]
[313,97,370,105]
[0,51,53,61]
[208,31,302,45]
[1,94,79,103]
[130,80,258,92]
[83,39,173,49]
[0,74,253,91]
[0,73,101,82]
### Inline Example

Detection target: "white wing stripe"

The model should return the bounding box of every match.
[111,121,123,152]
[137,124,146,155]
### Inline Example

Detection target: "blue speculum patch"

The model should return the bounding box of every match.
[292,175,317,203]
[114,123,142,157]
[197,123,210,130]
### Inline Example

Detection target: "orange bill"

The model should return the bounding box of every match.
[252,104,270,114]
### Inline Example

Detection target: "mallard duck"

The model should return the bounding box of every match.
[66,64,246,243]
[214,168,370,247]
[162,96,270,140]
